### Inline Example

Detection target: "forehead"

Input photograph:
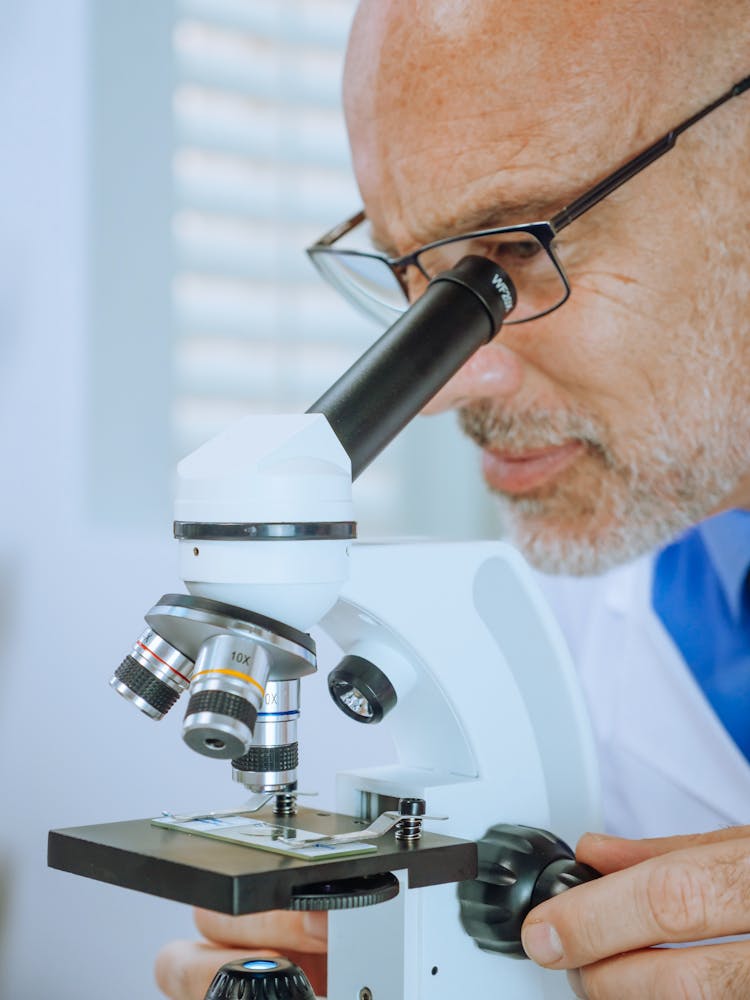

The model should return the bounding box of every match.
[344,0,709,249]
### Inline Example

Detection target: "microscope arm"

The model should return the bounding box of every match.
[319,540,600,999]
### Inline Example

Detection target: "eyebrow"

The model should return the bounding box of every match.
[442,197,561,234]
[370,194,570,258]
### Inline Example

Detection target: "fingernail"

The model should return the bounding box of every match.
[302,911,327,942]
[521,921,564,965]
[567,969,588,998]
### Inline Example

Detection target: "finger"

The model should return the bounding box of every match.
[155,939,328,999]
[194,908,328,954]
[522,838,750,969]
[577,826,750,875]
[577,939,750,1000]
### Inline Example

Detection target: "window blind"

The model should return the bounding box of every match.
[169,0,500,538]
[171,0,409,530]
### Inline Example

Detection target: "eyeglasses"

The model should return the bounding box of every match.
[308,73,750,326]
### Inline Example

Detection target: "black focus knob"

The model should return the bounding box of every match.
[289,872,400,911]
[204,957,315,1000]
[458,824,600,958]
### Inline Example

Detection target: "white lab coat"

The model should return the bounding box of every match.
[536,552,750,840]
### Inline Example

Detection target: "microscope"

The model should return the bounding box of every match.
[49,257,601,999]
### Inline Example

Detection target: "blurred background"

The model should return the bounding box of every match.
[0,1,499,996]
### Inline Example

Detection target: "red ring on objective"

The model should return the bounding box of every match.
[137,641,191,685]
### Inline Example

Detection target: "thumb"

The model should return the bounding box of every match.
[576,824,750,874]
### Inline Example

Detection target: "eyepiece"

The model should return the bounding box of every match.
[110,627,194,720]
[182,633,271,759]
[309,255,517,479]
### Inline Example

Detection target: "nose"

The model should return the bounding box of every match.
[422,339,525,414]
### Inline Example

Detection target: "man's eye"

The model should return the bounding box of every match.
[489,239,542,262]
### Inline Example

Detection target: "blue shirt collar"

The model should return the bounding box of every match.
[698,509,750,622]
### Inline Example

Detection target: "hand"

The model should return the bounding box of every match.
[155,909,328,999]
[520,825,750,999]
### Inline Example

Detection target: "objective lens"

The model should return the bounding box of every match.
[110,627,194,720]
[182,632,270,759]
[232,679,300,792]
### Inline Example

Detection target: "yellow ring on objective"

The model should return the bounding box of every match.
[192,668,265,697]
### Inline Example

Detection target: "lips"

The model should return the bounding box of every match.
[482,441,585,494]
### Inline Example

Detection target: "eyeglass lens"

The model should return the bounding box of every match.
[313,230,567,325]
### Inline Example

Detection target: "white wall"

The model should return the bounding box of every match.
[0,3,191,996]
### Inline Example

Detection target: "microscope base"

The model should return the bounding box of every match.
[48,807,476,915]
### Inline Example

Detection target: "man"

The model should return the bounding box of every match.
[156,1,750,997]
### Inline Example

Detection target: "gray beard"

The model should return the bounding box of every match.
[458,400,740,576]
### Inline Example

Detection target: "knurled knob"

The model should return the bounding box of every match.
[458,824,600,957]
[232,742,299,773]
[288,872,400,911]
[204,957,315,999]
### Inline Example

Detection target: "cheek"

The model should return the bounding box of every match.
[506,284,674,431]
[560,214,701,380]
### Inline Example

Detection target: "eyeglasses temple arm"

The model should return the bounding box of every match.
[312,209,367,249]
[551,74,750,232]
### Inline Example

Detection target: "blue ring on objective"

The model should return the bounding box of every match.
[257,710,300,718]
[243,960,279,971]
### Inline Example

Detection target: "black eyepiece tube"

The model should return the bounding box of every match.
[307,256,516,480]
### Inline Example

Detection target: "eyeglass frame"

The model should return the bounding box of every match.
[307,72,750,325]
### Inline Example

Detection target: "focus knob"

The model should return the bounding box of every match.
[204,957,315,1000]
[288,872,400,911]
[458,824,600,958]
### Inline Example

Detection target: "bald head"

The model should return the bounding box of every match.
[343,0,748,248]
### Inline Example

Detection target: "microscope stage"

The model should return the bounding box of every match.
[48,807,477,914]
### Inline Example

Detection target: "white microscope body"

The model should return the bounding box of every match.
[325,541,599,999]
[173,407,600,999]
[51,258,601,1000]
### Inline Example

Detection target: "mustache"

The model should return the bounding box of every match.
[457,399,613,464]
